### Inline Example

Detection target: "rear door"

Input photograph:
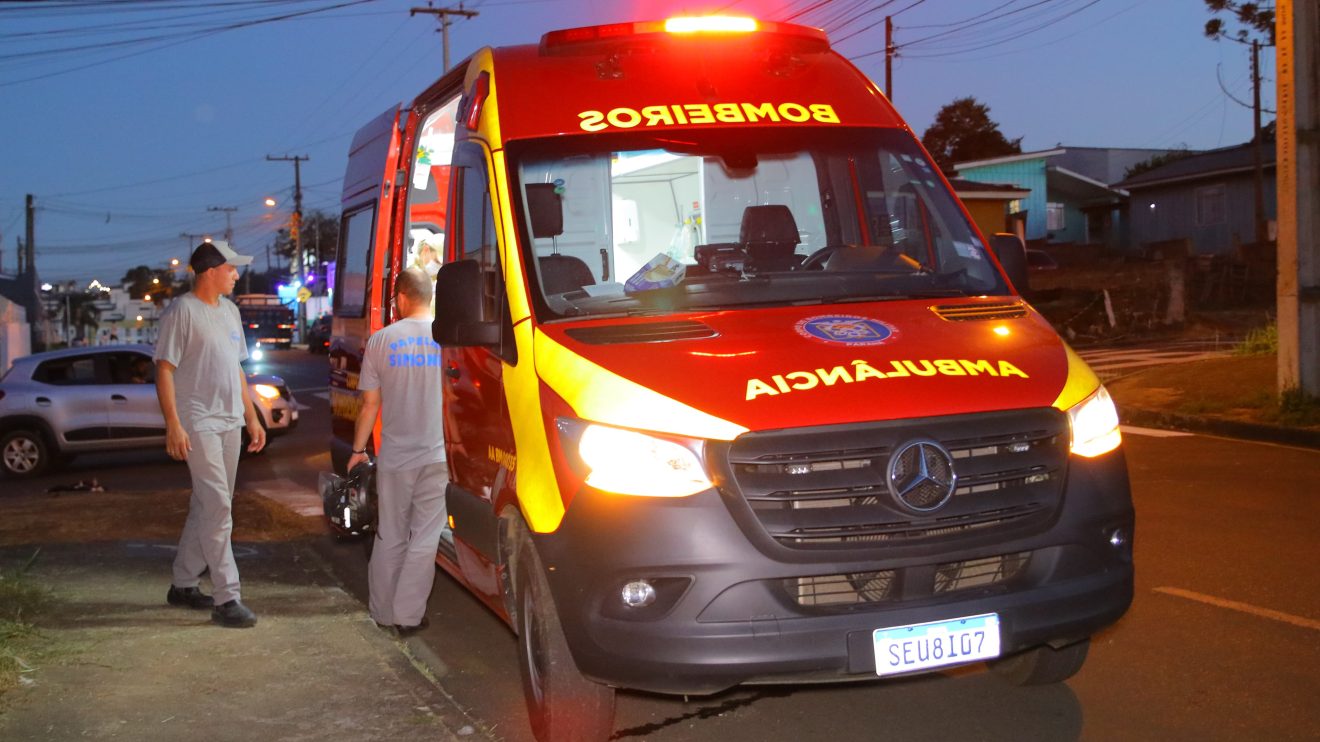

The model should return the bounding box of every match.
[330,105,405,472]
[30,354,109,448]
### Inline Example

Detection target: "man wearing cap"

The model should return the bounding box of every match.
[154,241,266,628]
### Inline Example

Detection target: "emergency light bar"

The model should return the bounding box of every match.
[540,16,829,55]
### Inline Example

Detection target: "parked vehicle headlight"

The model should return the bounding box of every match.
[253,384,281,400]
[577,423,712,498]
[1068,385,1122,457]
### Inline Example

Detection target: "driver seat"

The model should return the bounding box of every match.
[740,205,802,271]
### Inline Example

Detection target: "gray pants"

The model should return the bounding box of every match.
[172,427,242,605]
[369,461,447,627]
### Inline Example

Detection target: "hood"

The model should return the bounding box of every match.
[536,298,1076,437]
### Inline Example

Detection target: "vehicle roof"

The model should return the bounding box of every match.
[486,34,906,142]
[9,343,154,367]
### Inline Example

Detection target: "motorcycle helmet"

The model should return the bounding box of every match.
[321,461,377,538]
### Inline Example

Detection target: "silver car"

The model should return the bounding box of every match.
[0,344,298,478]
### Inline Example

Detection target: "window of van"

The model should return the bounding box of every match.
[510,127,1006,321]
[404,97,460,276]
[335,205,375,318]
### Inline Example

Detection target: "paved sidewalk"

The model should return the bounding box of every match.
[0,541,488,741]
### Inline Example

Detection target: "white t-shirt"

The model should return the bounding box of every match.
[154,292,248,433]
[358,317,446,470]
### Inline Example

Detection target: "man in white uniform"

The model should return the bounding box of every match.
[348,267,447,635]
[155,241,267,628]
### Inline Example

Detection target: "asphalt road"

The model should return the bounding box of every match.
[10,349,1320,740]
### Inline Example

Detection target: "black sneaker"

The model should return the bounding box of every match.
[166,585,214,610]
[211,600,258,628]
[396,616,430,637]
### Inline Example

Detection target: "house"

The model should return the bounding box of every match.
[948,178,1031,241]
[0,261,38,365]
[1115,134,1276,256]
[953,147,1180,249]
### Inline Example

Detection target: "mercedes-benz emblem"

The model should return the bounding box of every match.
[887,440,957,512]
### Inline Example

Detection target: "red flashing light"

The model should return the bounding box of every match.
[463,71,490,131]
[541,17,828,54]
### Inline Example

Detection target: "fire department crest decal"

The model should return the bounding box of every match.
[795,315,897,347]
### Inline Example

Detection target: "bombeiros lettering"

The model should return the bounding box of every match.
[579,102,841,132]
[745,359,1030,400]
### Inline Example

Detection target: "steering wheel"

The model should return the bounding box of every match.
[798,244,843,271]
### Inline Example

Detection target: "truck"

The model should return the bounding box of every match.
[328,16,1133,742]
[233,294,296,359]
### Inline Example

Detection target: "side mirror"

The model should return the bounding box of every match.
[433,260,500,347]
[990,233,1030,295]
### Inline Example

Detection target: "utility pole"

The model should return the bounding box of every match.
[885,16,894,100]
[25,194,34,276]
[267,154,309,338]
[1250,39,1267,246]
[411,4,478,71]
[208,205,238,245]
[1274,0,1320,398]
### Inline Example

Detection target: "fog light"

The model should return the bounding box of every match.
[620,580,656,608]
[1108,528,1127,548]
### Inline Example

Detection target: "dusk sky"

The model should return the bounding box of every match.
[1,0,1277,286]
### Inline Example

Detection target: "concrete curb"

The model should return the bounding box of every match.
[1121,406,1320,449]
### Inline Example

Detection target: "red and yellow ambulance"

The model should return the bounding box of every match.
[330,16,1132,742]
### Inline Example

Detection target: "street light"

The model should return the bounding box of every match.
[264,197,277,207]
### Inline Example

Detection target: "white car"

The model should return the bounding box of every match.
[0,344,298,478]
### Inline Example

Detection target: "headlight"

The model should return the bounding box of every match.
[253,383,281,400]
[251,348,264,361]
[1068,385,1121,457]
[576,423,712,498]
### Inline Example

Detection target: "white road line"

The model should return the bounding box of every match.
[247,478,323,517]
[1154,587,1320,631]
[1120,425,1193,438]
[291,386,329,394]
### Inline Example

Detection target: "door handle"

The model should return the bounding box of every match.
[111,394,128,402]
[36,397,51,406]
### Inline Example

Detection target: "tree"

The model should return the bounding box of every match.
[120,265,177,302]
[921,97,1022,173]
[1203,1,1275,46]
[272,209,340,282]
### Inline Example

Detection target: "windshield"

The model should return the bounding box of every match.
[510,127,1007,321]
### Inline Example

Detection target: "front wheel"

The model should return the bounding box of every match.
[514,530,615,742]
[989,638,1090,686]
[1,429,50,478]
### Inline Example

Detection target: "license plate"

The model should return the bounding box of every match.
[873,613,1000,677]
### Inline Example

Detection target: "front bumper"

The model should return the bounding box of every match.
[533,449,1133,695]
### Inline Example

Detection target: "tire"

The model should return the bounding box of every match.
[1,429,50,478]
[514,529,615,742]
[990,639,1090,686]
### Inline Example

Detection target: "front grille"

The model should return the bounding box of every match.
[716,409,1068,551]
[788,570,896,607]
[784,550,1031,609]
[934,551,1031,594]
[930,301,1028,322]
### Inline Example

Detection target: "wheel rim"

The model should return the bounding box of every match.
[3,438,39,473]
[521,587,546,706]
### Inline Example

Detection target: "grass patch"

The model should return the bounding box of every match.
[1109,353,1320,430]
[0,550,51,695]
[1235,323,1278,355]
